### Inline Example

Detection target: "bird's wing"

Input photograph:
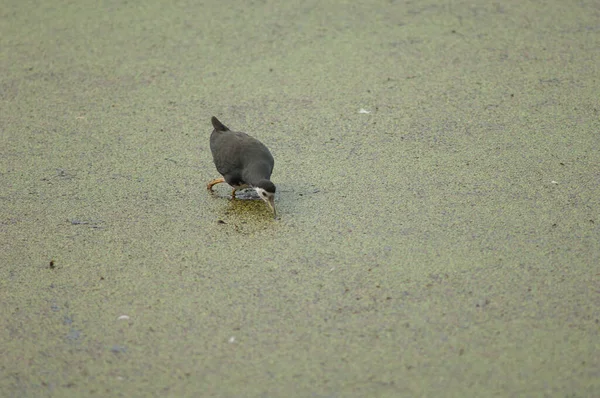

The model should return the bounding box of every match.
[210,131,244,177]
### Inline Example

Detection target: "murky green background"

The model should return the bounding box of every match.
[1,0,599,396]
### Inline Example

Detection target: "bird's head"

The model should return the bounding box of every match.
[254,180,276,218]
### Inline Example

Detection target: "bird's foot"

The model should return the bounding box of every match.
[207,177,225,192]
[231,188,237,199]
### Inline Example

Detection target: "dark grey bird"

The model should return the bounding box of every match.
[207,116,276,217]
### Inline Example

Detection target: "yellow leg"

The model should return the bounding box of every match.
[207,177,225,192]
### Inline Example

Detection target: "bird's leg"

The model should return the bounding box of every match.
[207,177,225,192]
[231,187,237,199]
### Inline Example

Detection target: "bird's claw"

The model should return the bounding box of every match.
[207,177,225,192]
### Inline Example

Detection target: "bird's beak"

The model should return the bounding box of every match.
[267,196,277,218]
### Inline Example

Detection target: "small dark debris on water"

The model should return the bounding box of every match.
[476,299,490,308]
[68,219,104,228]
[49,260,55,269]
[69,219,89,225]
[217,220,226,224]
[111,345,127,354]
[66,329,81,341]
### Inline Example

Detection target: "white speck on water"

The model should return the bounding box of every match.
[359,108,371,114]
[229,336,236,343]
[117,315,130,320]
[551,181,558,184]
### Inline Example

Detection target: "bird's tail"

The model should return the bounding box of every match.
[211,116,230,131]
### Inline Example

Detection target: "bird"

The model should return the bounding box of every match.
[207,116,277,217]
